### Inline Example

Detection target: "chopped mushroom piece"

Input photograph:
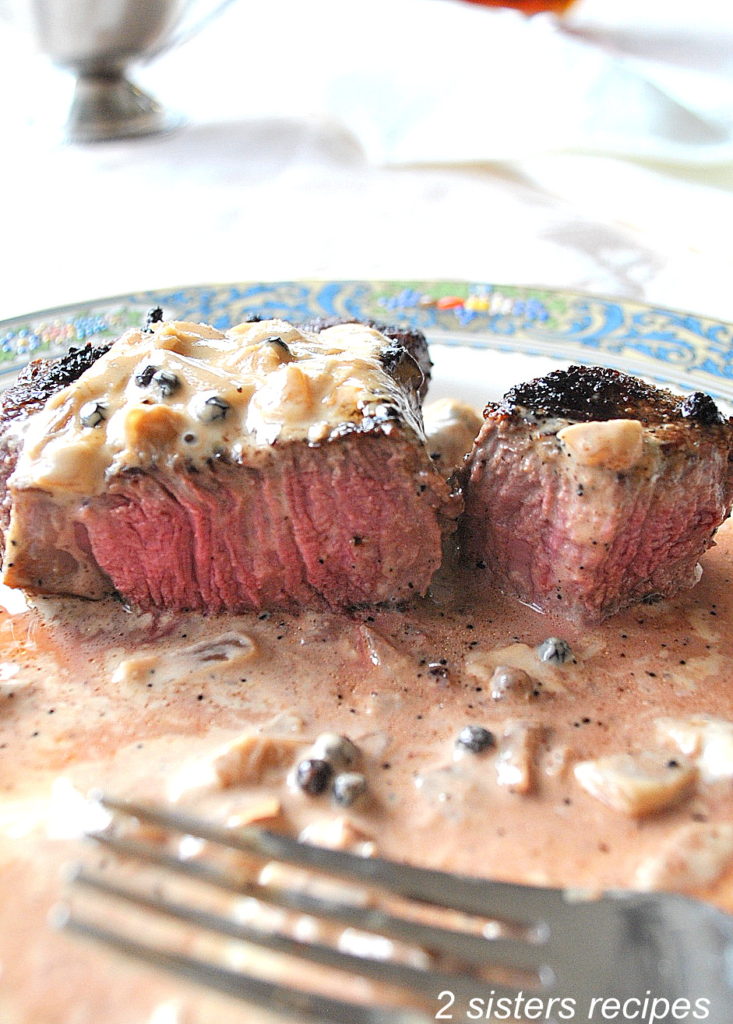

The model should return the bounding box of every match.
[634,823,733,892]
[112,630,257,687]
[543,744,573,779]
[574,750,696,817]
[496,721,542,794]
[655,714,733,782]
[556,419,644,471]
[170,729,303,801]
[212,732,304,788]
[225,797,283,830]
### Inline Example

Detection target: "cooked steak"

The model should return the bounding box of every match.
[1,318,459,612]
[462,365,733,623]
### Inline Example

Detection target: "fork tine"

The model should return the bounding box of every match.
[71,867,527,1006]
[88,829,549,972]
[58,908,432,1024]
[100,795,564,927]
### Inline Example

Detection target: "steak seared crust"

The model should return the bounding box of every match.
[498,365,726,427]
[463,365,733,624]
[0,320,459,612]
[1,342,113,425]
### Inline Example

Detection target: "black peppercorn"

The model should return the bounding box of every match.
[536,637,573,664]
[428,661,451,680]
[143,307,164,332]
[310,733,360,770]
[135,364,158,388]
[152,368,180,397]
[680,391,724,425]
[194,394,230,423]
[332,772,367,807]
[295,758,333,795]
[455,725,496,754]
[79,400,107,428]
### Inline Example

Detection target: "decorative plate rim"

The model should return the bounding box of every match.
[2,279,732,403]
[2,279,732,330]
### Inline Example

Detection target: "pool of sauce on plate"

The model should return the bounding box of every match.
[1,525,733,1024]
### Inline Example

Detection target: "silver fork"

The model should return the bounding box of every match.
[59,795,733,1024]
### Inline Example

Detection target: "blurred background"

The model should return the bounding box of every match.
[0,0,731,323]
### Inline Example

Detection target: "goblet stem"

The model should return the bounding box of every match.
[64,69,183,143]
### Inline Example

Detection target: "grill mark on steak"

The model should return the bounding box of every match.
[495,365,726,427]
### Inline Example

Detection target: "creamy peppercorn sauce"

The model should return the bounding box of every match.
[2,390,733,1024]
[9,319,424,499]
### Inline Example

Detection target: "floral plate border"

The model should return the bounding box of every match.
[1,280,732,401]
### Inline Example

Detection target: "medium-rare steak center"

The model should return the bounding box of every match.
[462,365,733,624]
[0,318,460,612]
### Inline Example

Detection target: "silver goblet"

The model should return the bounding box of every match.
[4,0,233,142]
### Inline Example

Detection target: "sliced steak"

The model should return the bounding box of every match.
[462,365,733,624]
[1,318,459,612]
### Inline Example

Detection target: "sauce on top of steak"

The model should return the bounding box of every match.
[11,319,427,497]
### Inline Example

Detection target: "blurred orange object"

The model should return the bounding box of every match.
[460,0,576,13]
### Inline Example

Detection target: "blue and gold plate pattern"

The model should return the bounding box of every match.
[1,280,732,401]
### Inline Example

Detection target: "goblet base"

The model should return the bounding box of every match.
[64,71,184,143]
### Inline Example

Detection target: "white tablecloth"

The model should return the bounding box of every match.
[0,0,732,324]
